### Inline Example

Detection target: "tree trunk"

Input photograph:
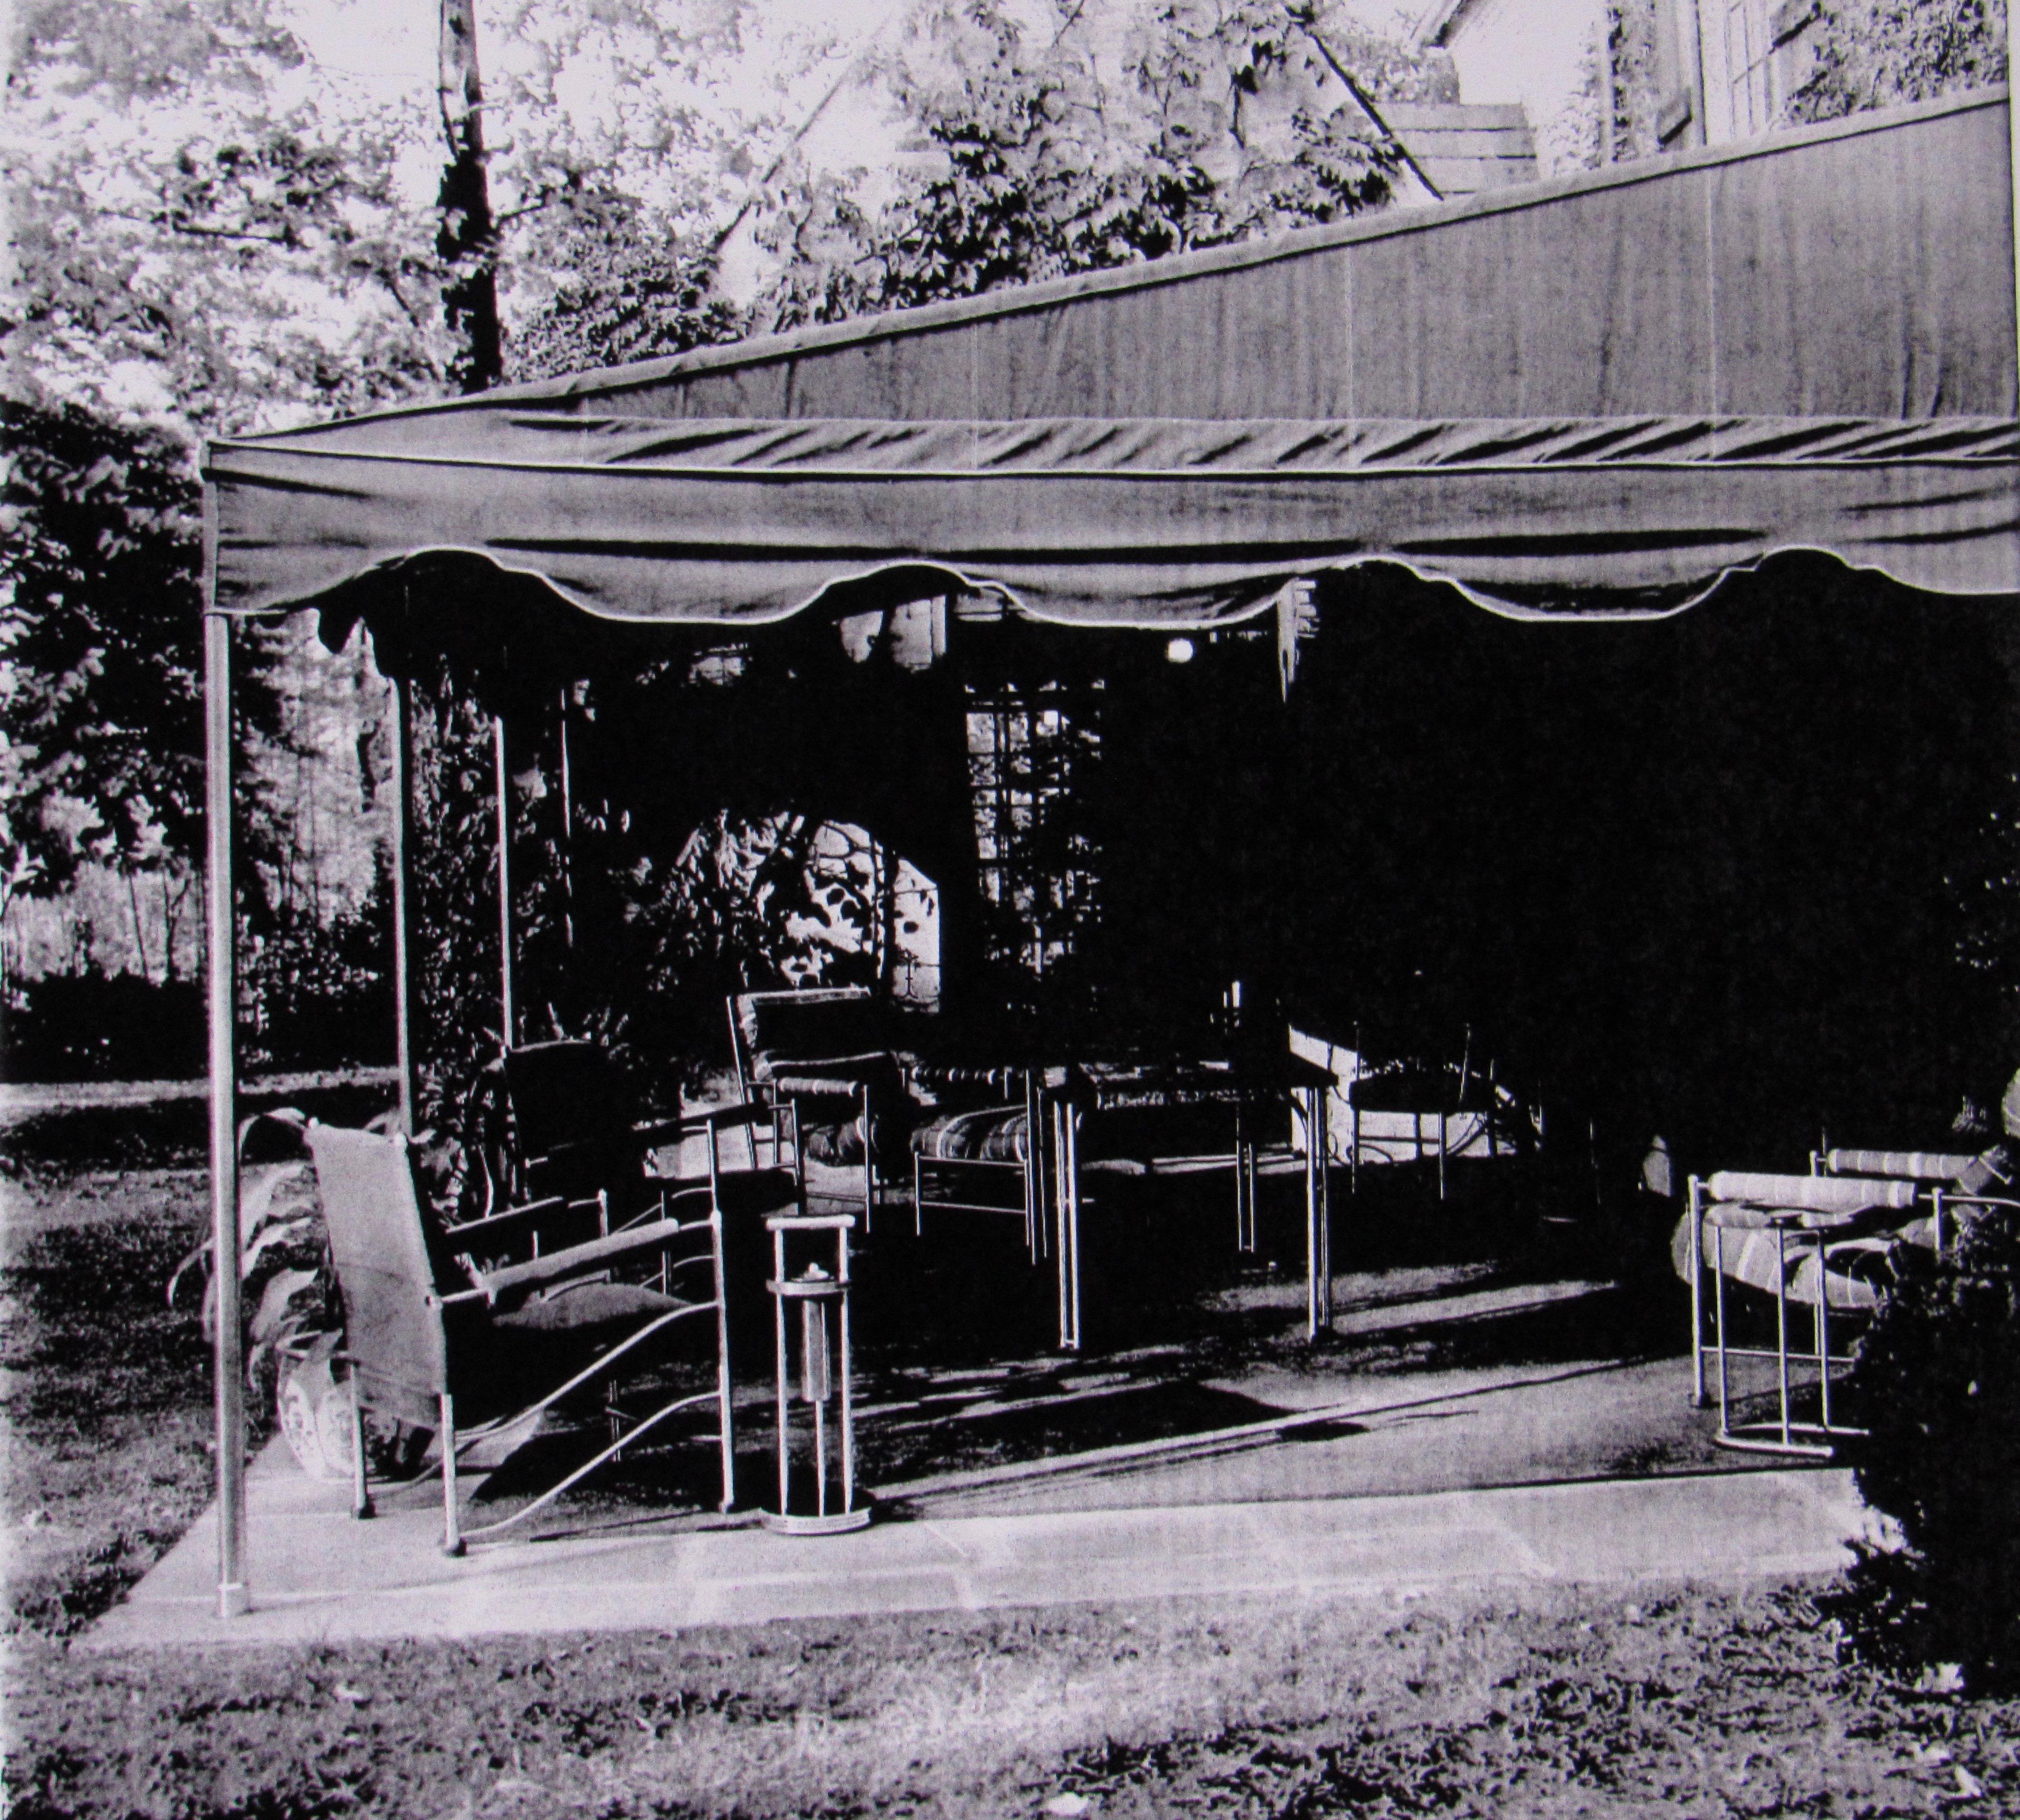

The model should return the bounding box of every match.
[439,0,502,393]
[126,867,154,986]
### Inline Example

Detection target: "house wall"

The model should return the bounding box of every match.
[1422,0,1821,159]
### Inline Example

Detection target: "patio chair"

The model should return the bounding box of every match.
[728,987,906,1227]
[304,1117,739,1554]
[908,1064,1049,1263]
[1683,1168,1919,1458]
[460,1038,686,1219]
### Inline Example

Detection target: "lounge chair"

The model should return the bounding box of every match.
[1683,1168,1920,1458]
[304,1112,761,1552]
[728,987,906,1226]
[460,1038,686,1218]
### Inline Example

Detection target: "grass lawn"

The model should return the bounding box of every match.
[5,1109,2018,1817]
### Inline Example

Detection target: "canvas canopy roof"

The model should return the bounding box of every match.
[205,86,2019,631]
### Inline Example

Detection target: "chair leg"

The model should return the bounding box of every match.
[1304,1086,1331,1339]
[1688,1178,1707,1407]
[715,1218,736,1514]
[349,1381,374,1521]
[1774,1230,1793,1452]
[439,1392,465,1558]
[860,1083,875,1235]
[774,1224,791,1516]
[1054,1101,1082,1352]
[1714,1225,1731,1436]
[1815,1237,1833,1433]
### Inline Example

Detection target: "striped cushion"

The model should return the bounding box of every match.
[1706,1170,1916,1217]
[1699,1225,1892,1311]
[1826,1149,1976,1183]
[910,1105,1031,1164]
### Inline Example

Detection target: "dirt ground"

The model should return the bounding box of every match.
[5,1108,2016,1818]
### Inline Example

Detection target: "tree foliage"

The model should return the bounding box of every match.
[6,0,443,433]
[0,400,281,907]
[757,0,1440,330]
[1786,0,2008,123]
[1838,1203,2020,1686]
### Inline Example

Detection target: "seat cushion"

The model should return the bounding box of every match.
[494,1280,684,1335]
[911,1105,1031,1165]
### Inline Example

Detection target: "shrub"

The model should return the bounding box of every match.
[1837,1203,2020,1685]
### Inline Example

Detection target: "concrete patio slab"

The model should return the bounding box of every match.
[87,1432,1875,1653]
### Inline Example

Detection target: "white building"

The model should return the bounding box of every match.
[1417,0,1823,166]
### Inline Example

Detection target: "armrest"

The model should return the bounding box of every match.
[458,1215,700,1304]
[680,1099,790,1135]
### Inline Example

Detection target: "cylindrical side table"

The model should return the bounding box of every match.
[761,1212,869,1534]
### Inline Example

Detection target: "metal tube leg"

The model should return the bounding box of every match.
[838,1278,856,1515]
[813,1397,828,1519]
[1304,1087,1331,1338]
[1055,1102,1082,1351]
[1233,1101,1250,1252]
[1714,1225,1731,1436]
[859,1083,874,1234]
[349,1381,374,1520]
[1775,1230,1792,1451]
[715,1250,736,1515]
[1067,1110,1082,1349]
[774,1228,790,1515]
[493,716,514,1047]
[1816,1237,1833,1433]
[439,1393,464,1557]
[1688,1179,1707,1407]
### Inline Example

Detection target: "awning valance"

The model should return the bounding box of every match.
[205,87,2020,628]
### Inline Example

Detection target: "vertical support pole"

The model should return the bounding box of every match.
[493,714,514,1047]
[773,1225,791,1516]
[1816,1235,1833,1432]
[1774,1228,1792,1450]
[1350,1024,1361,1198]
[1688,1175,1708,1407]
[859,1082,874,1234]
[1304,1085,1331,1339]
[837,1224,855,1515]
[556,685,575,953]
[1233,1097,1254,1253]
[203,608,249,1620]
[2008,14,2019,389]
[388,674,417,1133]
[714,1196,736,1514]
[1054,1100,1082,1351]
[1714,1223,1731,1432]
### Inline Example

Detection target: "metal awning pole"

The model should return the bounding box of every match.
[202,601,249,1619]
[2008,43,2019,380]
[493,713,514,1046]
[389,674,417,1131]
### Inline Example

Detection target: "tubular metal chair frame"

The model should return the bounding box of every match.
[909,1064,1050,1262]
[1686,1169,1920,1460]
[461,1038,690,1219]
[306,1112,764,1554]
[728,988,883,1230]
